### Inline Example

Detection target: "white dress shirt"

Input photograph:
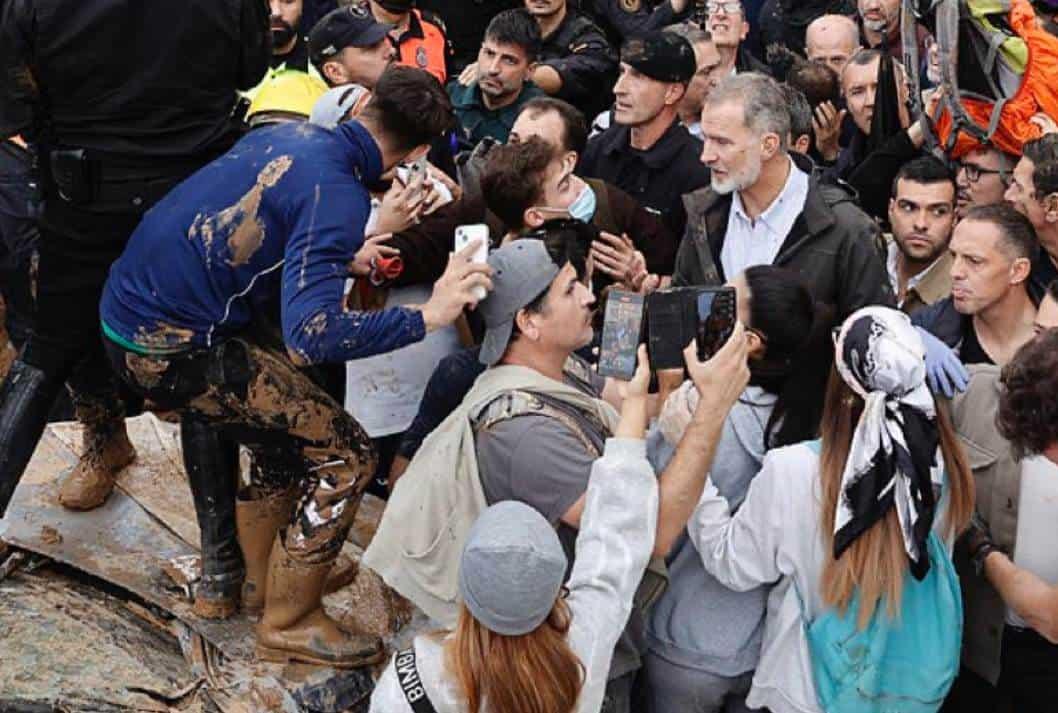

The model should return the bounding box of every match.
[720,157,809,280]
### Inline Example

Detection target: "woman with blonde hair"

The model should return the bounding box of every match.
[688,306,975,713]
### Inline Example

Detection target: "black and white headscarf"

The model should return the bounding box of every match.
[833,307,943,580]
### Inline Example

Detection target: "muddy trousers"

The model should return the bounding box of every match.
[0,198,141,516]
[104,334,377,564]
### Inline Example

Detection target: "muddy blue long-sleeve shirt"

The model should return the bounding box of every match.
[101,121,426,364]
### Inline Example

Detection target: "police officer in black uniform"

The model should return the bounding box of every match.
[578,31,710,248]
[575,0,692,44]
[527,0,619,119]
[0,0,270,561]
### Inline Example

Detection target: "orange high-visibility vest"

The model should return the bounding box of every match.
[395,9,448,84]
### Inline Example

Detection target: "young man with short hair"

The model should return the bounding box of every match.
[308,4,396,89]
[913,203,1038,366]
[676,72,892,318]
[448,9,545,148]
[887,156,957,314]
[98,66,481,668]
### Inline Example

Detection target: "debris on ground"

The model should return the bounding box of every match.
[0,414,427,712]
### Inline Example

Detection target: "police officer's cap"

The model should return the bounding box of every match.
[621,31,697,84]
[309,5,393,64]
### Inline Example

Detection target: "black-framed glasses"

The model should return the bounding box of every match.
[955,160,1007,184]
[705,1,743,14]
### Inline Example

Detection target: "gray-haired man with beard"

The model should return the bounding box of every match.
[673,72,892,318]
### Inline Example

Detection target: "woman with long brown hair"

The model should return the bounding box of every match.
[686,306,975,713]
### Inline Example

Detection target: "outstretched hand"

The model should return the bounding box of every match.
[419,240,493,332]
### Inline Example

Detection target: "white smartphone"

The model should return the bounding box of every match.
[454,224,489,301]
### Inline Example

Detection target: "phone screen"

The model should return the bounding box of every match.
[647,290,689,371]
[696,287,736,361]
[598,291,645,380]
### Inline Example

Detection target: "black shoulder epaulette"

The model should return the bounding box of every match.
[418,8,447,34]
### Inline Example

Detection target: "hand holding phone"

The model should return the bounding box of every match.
[695,287,737,362]
[597,290,646,380]
[406,154,428,203]
[454,224,490,301]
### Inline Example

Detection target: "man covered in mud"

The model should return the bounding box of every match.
[98,65,491,669]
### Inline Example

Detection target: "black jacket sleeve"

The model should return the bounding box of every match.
[543,24,617,109]
[0,0,36,140]
[833,205,896,318]
[606,182,678,276]
[382,198,484,288]
[237,0,273,91]
[847,130,921,222]
[590,0,680,39]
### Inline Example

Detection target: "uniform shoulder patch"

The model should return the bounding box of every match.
[620,0,643,12]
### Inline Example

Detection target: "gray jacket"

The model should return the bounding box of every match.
[948,365,1021,685]
[672,153,894,319]
[645,387,776,676]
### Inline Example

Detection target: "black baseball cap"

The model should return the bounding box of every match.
[309,5,392,64]
[375,0,416,11]
[621,31,697,84]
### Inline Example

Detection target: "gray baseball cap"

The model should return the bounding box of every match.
[478,240,560,367]
[459,501,568,636]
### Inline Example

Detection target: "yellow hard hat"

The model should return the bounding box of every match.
[247,69,328,125]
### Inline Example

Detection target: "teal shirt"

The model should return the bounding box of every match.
[447,80,545,149]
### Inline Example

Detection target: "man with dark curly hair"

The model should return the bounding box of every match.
[941,324,1058,713]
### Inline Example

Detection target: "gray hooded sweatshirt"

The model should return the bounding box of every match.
[645,386,776,676]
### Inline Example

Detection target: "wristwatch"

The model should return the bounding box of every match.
[963,515,1001,578]
[971,540,1002,578]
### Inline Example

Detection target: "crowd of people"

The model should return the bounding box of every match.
[4,0,1058,711]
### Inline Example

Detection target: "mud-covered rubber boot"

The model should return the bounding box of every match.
[256,537,383,669]
[236,488,296,616]
[58,391,136,511]
[182,417,244,619]
[0,361,65,517]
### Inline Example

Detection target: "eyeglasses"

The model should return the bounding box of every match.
[705,1,743,15]
[955,161,1007,184]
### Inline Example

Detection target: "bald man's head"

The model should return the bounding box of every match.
[806,15,860,76]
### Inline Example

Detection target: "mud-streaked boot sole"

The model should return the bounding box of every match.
[254,643,386,669]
